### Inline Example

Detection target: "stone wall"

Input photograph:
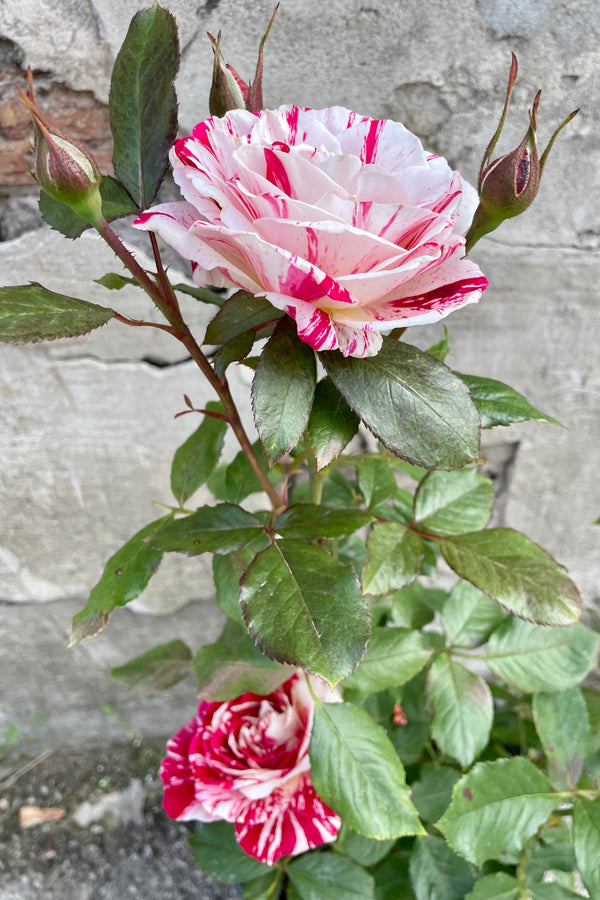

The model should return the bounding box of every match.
[1,0,599,750]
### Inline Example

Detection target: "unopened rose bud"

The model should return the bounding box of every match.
[207,5,278,116]
[465,55,578,252]
[208,31,249,117]
[19,69,102,226]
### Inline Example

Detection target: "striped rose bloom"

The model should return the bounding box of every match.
[160,674,340,865]
[134,105,487,358]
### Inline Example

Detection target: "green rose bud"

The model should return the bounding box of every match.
[19,68,103,226]
[208,5,279,116]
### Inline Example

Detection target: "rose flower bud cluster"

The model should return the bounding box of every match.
[134,104,488,358]
[160,674,341,865]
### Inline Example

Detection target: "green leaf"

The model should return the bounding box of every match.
[524,825,575,883]
[307,377,360,470]
[149,503,263,555]
[363,523,424,595]
[392,672,433,764]
[441,580,505,648]
[287,853,375,900]
[252,317,316,463]
[427,656,493,768]
[426,327,450,362]
[486,619,599,692]
[273,505,372,539]
[411,763,460,824]
[310,700,425,839]
[193,619,291,700]
[437,757,561,866]
[70,517,169,644]
[214,330,255,377]
[240,540,369,684]
[385,582,447,629]
[0,283,115,343]
[573,798,600,900]
[333,826,395,867]
[242,870,284,900]
[170,402,227,505]
[188,821,270,883]
[322,337,480,469]
[95,272,137,290]
[583,688,600,754]
[527,884,582,900]
[440,528,582,625]
[205,290,283,344]
[110,639,192,693]
[343,627,431,693]
[172,282,227,306]
[212,550,250,623]
[355,458,397,510]
[373,851,413,900]
[456,372,561,428]
[532,688,591,789]
[40,175,138,237]
[414,468,494,536]
[465,873,519,900]
[409,835,474,900]
[109,4,179,208]
[211,440,280,504]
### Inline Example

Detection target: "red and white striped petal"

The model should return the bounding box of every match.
[235,775,341,865]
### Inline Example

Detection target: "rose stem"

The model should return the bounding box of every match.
[96,217,283,510]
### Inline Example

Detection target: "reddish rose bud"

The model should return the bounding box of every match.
[465,54,578,252]
[18,69,102,226]
[207,5,278,116]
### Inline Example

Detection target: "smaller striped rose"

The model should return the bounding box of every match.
[134,105,487,358]
[160,674,340,865]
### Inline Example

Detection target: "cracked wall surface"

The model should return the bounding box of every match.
[0,0,599,751]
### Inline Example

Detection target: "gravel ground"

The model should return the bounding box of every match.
[0,742,241,900]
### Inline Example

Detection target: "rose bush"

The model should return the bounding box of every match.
[160,674,341,865]
[134,104,488,357]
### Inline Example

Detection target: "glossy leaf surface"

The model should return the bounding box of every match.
[486,619,599,692]
[109,4,179,207]
[440,528,582,625]
[310,701,424,839]
[323,337,480,469]
[307,377,360,470]
[427,656,493,768]
[0,284,115,343]
[252,318,316,463]
[149,504,263,555]
[343,627,431,693]
[437,757,559,866]
[240,540,369,684]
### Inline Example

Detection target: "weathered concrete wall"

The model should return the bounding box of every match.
[1,0,599,751]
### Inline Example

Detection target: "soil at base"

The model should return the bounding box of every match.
[0,742,241,900]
